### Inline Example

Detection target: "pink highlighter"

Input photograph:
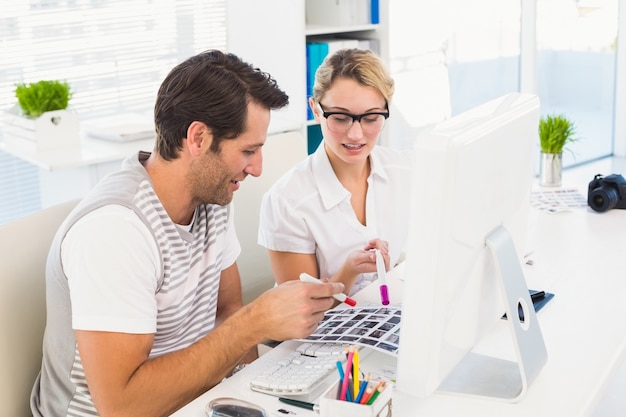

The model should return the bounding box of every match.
[375,249,390,305]
[299,273,357,307]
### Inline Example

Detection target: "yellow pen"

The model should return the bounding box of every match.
[352,347,359,401]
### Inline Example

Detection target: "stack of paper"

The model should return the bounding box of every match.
[82,113,155,142]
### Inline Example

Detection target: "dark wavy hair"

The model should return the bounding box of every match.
[154,50,289,160]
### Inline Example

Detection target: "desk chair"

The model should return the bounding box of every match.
[0,199,78,417]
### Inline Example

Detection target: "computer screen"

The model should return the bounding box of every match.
[395,92,547,402]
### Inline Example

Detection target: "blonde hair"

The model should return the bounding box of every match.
[311,48,394,106]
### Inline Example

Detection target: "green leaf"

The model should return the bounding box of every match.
[538,114,577,155]
[14,80,72,118]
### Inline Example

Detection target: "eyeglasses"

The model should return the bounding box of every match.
[317,103,389,134]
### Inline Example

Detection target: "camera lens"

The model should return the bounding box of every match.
[588,186,619,212]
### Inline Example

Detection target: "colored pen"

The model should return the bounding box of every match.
[354,374,370,403]
[352,347,360,400]
[375,249,390,305]
[299,273,357,306]
[278,397,320,412]
[366,381,386,405]
[340,346,355,401]
[359,382,377,404]
[335,358,345,379]
[335,358,345,399]
[340,347,353,402]
[367,388,382,405]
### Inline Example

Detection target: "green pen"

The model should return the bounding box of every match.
[278,397,320,413]
[367,382,387,405]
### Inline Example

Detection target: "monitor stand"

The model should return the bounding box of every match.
[436,225,548,402]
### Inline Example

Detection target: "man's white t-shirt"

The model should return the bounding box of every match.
[63,204,240,336]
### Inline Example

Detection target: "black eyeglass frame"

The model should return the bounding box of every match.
[317,102,390,124]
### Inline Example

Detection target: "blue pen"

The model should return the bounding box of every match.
[346,379,353,402]
[354,380,369,403]
[335,359,345,399]
[335,359,344,379]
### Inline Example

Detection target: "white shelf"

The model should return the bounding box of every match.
[305,23,379,36]
[0,115,300,172]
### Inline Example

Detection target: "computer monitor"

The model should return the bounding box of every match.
[395,92,547,402]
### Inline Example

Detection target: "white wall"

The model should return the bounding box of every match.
[226,0,307,130]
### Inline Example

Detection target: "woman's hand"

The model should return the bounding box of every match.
[344,238,390,276]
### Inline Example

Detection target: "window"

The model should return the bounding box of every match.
[0,0,227,225]
[536,0,618,166]
[446,0,522,115]
[445,0,619,167]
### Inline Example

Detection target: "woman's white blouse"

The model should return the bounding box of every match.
[258,143,413,295]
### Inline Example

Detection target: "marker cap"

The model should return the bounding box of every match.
[344,296,357,307]
[379,285,389,305]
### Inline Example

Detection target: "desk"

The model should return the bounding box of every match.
[172,157,626,417]
[170,268,405,417]
[392,183,626,416]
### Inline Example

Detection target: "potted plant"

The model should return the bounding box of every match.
[2,79,80,151]
[538,114,577,187]
[15,80,73,118]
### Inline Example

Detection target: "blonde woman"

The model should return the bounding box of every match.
[259,48,413,296]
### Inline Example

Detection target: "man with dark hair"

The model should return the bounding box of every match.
[31,50,344,417]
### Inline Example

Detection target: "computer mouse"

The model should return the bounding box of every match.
[205,397,268,417]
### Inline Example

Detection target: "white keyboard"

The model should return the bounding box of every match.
[249,342,348,401]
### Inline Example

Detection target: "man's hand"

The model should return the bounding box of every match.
[246,279,345,341]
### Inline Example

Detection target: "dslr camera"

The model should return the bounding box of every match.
[587,173,626,212]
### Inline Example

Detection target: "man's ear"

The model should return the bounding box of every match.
[186,121,212,156]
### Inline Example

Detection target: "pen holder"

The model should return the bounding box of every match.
[319,380,393,417]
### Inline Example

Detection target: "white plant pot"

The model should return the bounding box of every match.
[539,152,562,187]
[2,106,80,152]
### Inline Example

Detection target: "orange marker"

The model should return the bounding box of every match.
[359,382,377,404]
